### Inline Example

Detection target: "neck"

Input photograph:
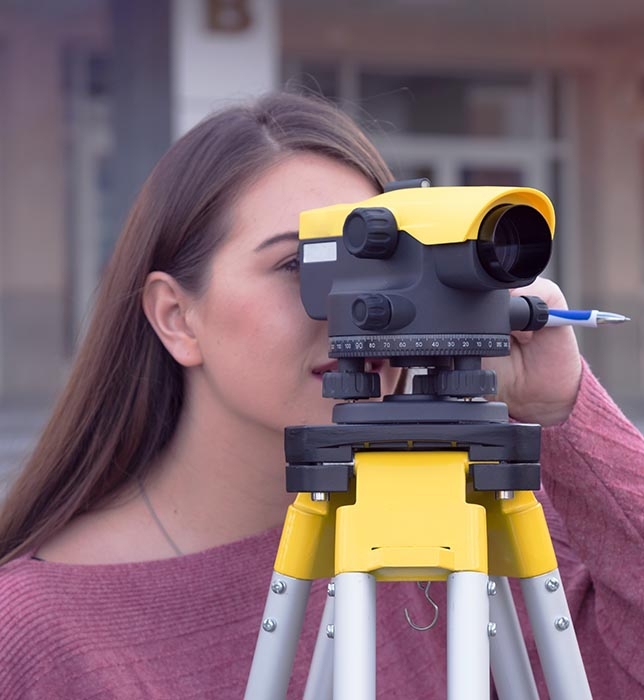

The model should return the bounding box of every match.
[145,400,293,553]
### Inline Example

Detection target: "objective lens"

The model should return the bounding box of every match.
[477,204,552,283]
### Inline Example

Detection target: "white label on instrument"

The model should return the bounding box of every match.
[302,241,337,263]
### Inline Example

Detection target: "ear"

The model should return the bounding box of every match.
[142,272,203,367]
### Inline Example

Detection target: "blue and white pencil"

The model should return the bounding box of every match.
[547,309,630,328]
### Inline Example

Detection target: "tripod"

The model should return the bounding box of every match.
[244,360,593,699]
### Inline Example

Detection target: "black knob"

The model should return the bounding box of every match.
[510,295,550,331]
[323,371,381,399]
[414,369,497,398]
[352,294,392,331]
[522,295,549,330]
[343,207,399,259]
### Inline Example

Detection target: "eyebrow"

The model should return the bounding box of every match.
[253,231,299,253]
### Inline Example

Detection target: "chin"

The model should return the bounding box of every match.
[292,404,335,427]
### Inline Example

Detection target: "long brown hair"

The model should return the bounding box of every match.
[0,91,394,563]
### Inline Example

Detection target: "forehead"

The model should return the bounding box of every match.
[225,153,377,252]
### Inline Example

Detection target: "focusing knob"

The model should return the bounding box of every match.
[343,207,399,259]
[509,295,550,331]
[352,294,392,331]
[521,295,549,330]
[414,369,497,397]
[322,371,381,399]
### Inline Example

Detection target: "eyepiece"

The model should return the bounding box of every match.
[477,204,552,283]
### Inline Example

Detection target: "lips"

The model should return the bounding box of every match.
[312,360,338,377]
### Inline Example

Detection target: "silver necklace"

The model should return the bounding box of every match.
[138,478,184,557]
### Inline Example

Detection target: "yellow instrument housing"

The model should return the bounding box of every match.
[299,186,555,245]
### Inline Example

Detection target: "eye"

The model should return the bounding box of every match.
[278,256,300,275]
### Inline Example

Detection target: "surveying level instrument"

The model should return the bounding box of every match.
[245,179,593,699]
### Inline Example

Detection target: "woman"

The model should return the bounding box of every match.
[0,91,642,698]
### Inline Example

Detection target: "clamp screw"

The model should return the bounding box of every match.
[327,581,336,597]
[487,623,497,638]
[554,616,570,631]
[545,577,560,592]
[271,580,287,594]
[262,618,277,633]
[487,580,497,596]
[326,624,335,639]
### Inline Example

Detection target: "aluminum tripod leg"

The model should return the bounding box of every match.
[244,573,312,699]
[303,583,335,700]
[333,572,377,700]
[245,492,341,700]
[473,490,592,699]
[488,576,539,700]
[447,572,491,700]
[521,570,592,699]
[488,571,590,700]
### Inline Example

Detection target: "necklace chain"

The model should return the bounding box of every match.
[138,478,184,557]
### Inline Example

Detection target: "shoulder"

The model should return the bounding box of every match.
[0,556,71,695]
[0,554,55,620]
[33,487,162,565]
[0,555,76,642]
[0,532,282,698]
[0,550,212,696]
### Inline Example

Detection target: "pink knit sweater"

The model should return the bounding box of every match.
[1,362,643,698]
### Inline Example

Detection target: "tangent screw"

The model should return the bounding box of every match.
[327,581,336,597]
[326,624,335,639]
[554,616,570,631]
[271,580,287,594]
[487,623,497,638]
[262,618,277,633]
[487,580,497,596]
[545,577,560,592]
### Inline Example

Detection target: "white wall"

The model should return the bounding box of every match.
[170,0,280,139]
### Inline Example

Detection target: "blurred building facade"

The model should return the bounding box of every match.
[1,0,644,417]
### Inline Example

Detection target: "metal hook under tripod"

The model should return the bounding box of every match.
[404,581,439,632]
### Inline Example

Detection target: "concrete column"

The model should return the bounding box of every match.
[170,0,280,139]
[578,56,644,405]
[0,19,67,401]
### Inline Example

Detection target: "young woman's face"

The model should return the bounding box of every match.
[186,152,402,435]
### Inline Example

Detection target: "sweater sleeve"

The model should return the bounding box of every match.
[539,358,644,695]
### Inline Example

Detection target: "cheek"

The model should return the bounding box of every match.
[259,290,316,337]
[203,276,321,364]
[220,297,307,358]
